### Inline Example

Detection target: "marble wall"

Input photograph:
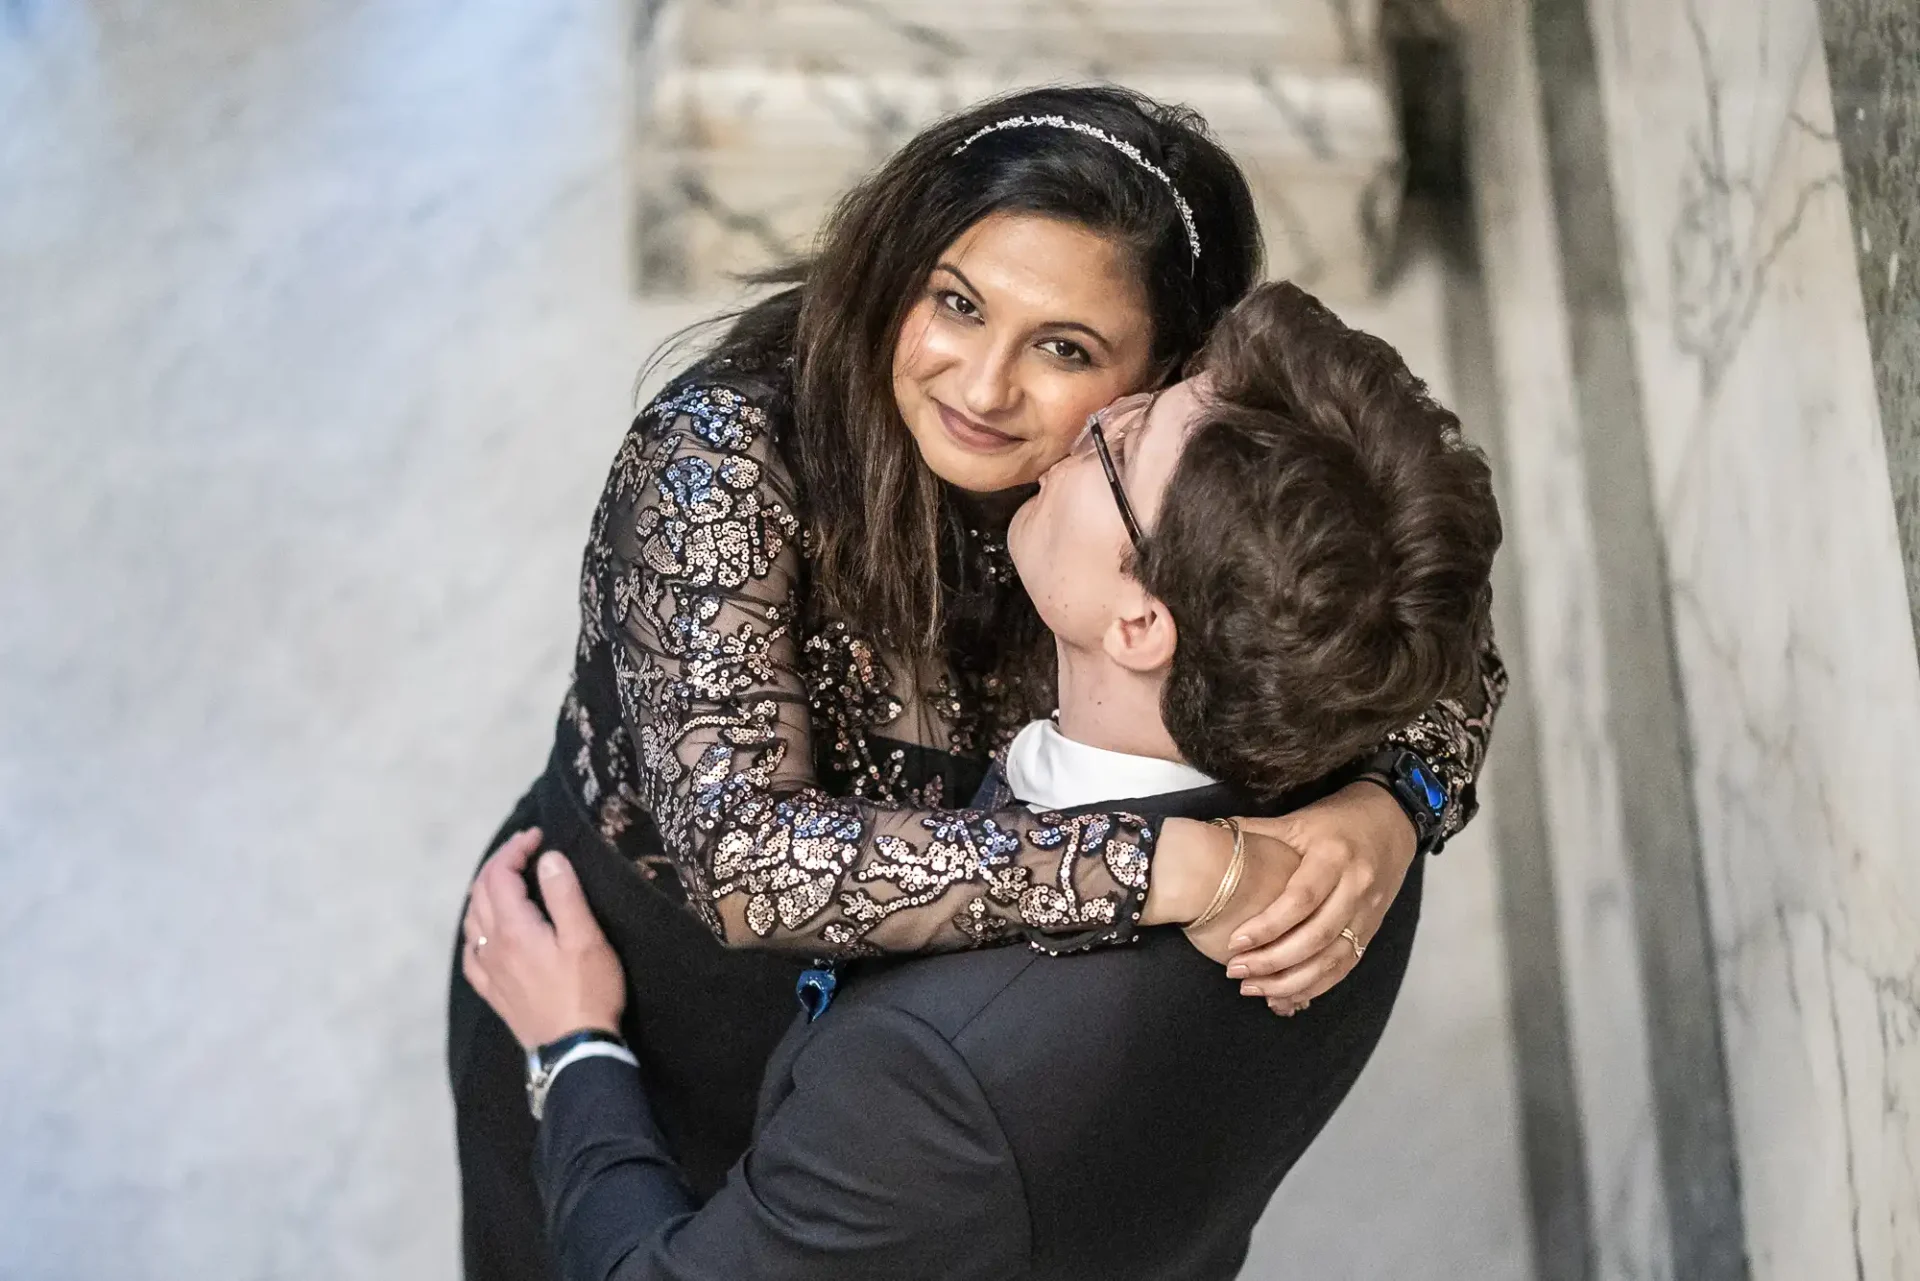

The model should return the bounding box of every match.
[630,0,1406,297]
[1585,0,1920,1275]
[1447,0,1677,1274]
[1457,0,1920,1275]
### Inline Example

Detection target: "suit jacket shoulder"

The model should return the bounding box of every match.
[754,781,1427,1281]
[769,868,1424,1281]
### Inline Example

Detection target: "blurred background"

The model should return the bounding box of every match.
[2,1,1914,1278]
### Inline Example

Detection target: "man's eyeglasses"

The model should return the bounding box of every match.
[1072,391,1156,548]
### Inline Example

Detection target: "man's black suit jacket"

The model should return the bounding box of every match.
[533,780,1425,1280]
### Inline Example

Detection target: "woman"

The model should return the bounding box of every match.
[448,85,1504,1280]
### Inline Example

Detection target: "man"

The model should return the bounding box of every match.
[460,282,1503,1279]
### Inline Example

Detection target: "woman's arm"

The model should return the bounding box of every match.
[1380,634,1509,845]
[591,382,1155,957]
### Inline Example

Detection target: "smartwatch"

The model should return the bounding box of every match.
[1356,747,1447,855]
[525,1028,636,1121]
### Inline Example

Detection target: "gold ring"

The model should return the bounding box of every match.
[1339,927,1365,960]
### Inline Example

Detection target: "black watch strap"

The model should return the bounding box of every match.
[524,1028,632,1121]
[1355,747,1446,854]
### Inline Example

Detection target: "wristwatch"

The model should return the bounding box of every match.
[525,1028,636,1121]
[1356,747,1447,855]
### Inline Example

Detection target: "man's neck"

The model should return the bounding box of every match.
[1052,643,1184,763]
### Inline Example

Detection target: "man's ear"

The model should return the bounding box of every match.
[1102,579,1178,676]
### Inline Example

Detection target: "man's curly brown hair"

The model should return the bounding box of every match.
[1132,281,1501,800]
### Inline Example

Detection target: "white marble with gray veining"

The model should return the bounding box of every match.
[1587,0,1920,1275]
[632,0,1405,297]
[674,0,1382,73]
[1448,1,1679,1276]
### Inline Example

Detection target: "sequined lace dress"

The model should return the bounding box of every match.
[550,362,1508,959]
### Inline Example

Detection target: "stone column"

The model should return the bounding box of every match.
[1455,0,1920,1276]
[1446,0,1683,1273]
[1582,0,1920,1273]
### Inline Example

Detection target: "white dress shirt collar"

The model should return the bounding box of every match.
[1002,719,1218,812]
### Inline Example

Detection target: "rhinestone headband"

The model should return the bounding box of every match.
[951,114,1202,260]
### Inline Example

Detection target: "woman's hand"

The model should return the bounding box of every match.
[1224,781,1417,1012]
[461,828,626,1051]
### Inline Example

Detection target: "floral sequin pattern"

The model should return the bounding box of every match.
[555,375,1162,956]
[802,623,907,800]
[710,796,865,939]
[836,812,1027,942]
[1385,634,1510,843]
[1020,812,1153,941]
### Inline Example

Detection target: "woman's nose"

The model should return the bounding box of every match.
[958,345,1020,418]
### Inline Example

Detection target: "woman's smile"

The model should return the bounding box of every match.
[935,400,1024,453]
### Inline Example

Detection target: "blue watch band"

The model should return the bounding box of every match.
[1357,747,1445,854]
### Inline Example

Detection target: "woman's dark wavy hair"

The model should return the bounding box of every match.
[704,85,1263,667]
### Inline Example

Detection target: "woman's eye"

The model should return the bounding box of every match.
[936,290,979,318]
[1040,338,1092,365]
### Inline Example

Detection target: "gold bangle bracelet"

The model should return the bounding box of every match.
[1191,817,1246,929]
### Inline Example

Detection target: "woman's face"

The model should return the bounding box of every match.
[1008,378,1204,649]
[891,212,1157,495]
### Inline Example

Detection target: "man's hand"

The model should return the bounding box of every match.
[461,828,627,1051]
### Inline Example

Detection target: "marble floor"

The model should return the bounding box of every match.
[0,1,1531,1277]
